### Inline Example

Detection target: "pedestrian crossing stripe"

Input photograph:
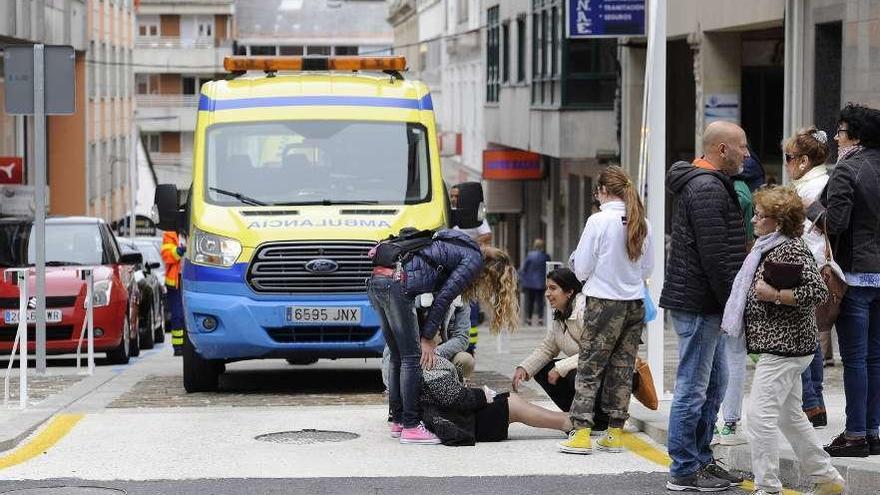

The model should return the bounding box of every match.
[0,413,83,471]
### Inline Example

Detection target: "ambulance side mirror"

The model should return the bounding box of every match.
[450,181,485,230]
[154,184,180,232]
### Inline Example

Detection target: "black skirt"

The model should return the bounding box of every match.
[474,392,510,442]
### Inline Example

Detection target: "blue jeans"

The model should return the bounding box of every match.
[721,333,747,423]
[836,286,880,437]
[668,311,728,478]
[801,345,825,410]
[367,275,422,429]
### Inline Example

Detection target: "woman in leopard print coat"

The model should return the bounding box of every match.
[736,186,843,494]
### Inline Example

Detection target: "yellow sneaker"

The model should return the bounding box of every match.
[559,428,592,454]
[806,474,845,495]
[596,427,625,453]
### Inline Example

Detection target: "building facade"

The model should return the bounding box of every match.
[1,0,135,222]
[133,0,234,189]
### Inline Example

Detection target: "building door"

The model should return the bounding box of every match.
[742,66,784,183]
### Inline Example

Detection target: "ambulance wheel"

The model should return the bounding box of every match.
[183,331,221,393]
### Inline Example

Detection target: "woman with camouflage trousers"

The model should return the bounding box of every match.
[559,166,653,455]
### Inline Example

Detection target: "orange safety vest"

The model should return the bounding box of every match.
[161,231,183,288]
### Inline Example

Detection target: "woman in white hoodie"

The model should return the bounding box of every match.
[783,126,831,428]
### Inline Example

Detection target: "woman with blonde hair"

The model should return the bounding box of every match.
[559,165,653,455]
[721,186,844,495]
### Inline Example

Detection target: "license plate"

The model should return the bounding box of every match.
[286,306,361,325]
[4,309,63,324]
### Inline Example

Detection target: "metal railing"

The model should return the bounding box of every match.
[4,269,29,409]
[135,94,200,108]
[75,268,96,375]
[134,37,218,49]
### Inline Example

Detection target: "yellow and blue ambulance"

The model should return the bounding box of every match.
[160,56,454,391]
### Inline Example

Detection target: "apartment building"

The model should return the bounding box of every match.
[0,0,135,222]
[482,0,618,262]
[234,0,392,59]
[133,0,234,188]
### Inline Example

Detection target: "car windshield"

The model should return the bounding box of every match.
[0,223,105,267]
[204,120,431,206]
[133,241,162,265]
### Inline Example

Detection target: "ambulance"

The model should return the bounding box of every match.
[154,56,483,392]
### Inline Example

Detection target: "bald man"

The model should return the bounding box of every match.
[661,121,749,492]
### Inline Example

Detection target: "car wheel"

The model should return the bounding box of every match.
[140,307,155,350]
[182,331,222,393]
[106,316,131,364]
[155,307,165,344]
[129,315,141,357]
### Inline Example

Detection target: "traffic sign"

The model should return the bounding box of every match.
[3,45,75,115]
[567,0,646,38]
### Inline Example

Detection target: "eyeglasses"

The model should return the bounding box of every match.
[753,212,769,221]
[836,127,849,137]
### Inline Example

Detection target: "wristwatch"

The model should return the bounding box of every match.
[774,290,782,305]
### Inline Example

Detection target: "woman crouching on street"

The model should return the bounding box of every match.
[721,186,844,495]
[367,230,518,445]
[512,268,611,433]
[560,165,653,455]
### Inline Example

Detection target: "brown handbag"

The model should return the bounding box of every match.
[815,215,848,332]
[632,357,659,410]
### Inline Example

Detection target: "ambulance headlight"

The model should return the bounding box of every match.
[193,229,242,267]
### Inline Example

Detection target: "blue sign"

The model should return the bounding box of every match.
[567,0,646,38]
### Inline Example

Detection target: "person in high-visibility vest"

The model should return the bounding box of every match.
[161,230,186,356]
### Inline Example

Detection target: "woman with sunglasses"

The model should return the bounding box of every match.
[782,126,833,430]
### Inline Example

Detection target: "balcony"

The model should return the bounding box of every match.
[149,152,192,169]
[136,95,199,132]
[133,37,232,73]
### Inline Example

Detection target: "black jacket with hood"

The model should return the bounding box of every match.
[659,161,748,314]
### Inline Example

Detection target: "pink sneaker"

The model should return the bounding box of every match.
[399,422,441,444]
[389,422,403,438]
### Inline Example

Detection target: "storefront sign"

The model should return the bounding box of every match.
[0,157,24,185]
[483,150,543,180]
[567,0,646,38]
[704,93,740,125]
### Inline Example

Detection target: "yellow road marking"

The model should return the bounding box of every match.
[621,432,802,495]
[0,413,83,470]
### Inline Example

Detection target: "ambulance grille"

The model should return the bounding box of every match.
[247,240,375,294]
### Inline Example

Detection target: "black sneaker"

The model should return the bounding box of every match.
[173,346,183,357]
[666,469,731,492]
[704,461,744,486]
[868,436,880,455]
[824,431,870,457]
[808,411,828,429]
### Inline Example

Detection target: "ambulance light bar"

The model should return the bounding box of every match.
[223,56,407,73]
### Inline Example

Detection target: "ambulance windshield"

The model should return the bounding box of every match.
[203,120,431,206]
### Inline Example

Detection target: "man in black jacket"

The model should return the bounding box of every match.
[661,121,749,492]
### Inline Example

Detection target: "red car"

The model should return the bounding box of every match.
[0,217,143,364]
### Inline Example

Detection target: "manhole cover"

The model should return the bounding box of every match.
[255,429,359,444]
[0,487,125,495]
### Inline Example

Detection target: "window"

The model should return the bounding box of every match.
[334,46,358,55]
[502,22,510,83]
[564,39,617,108]
[144,133,160,153]
[279,46,304,55]
[531,0,560,105]
[517,16,526,82]
[197,18,213,38]
[249,45,276,56]
[183,76,211,95]
[458,0,469,24]
[307,46,331,56]
[137,15,159,38]
[486,6,500,103]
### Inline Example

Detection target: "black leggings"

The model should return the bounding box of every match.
[532,360,610,430]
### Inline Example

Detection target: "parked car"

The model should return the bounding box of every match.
[131,236,169,328]
[0,217,143,363]
[117,237,165,349]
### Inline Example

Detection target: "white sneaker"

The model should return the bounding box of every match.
[806,473,845,495]
[718,423,748,446]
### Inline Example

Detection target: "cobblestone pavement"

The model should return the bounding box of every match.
[109,368,534,408]
[3,374,85,405]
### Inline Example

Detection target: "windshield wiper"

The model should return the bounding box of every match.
[274,200,381,206]
[45,261,84,266]
[209,187,267,206]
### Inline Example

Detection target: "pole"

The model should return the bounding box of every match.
[644,0,667,396]
[129,124,137,240]
[33,44,47,374]
[18,271,27,409]
[87,269,95,374]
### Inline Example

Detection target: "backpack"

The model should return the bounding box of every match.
[371,228,436,268]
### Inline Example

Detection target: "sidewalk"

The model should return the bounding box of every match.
[474,322,880,495]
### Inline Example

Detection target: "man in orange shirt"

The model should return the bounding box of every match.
[161,230,186,356]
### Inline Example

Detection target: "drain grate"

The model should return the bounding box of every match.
[255,429,359,444]
[0,487,126,495]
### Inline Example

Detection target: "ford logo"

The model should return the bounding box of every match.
[305,258,339,273]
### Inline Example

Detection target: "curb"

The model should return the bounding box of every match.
[627,403,880,495]
[0,372,115,453]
